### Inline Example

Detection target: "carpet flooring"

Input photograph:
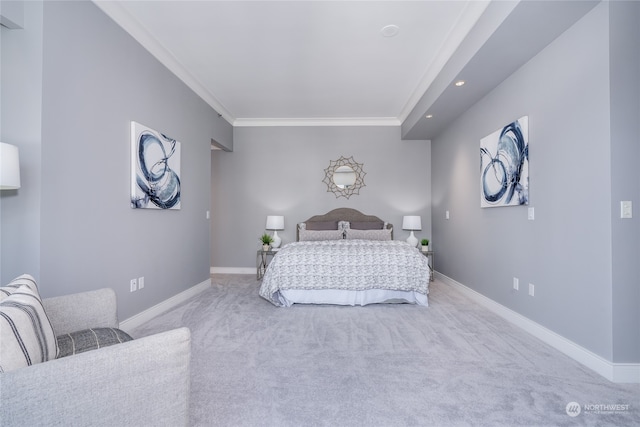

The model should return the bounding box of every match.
[131,275,639,426]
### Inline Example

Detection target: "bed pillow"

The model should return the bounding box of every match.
[349,221,384,230]
[345,228,392,241]
[305,220,339,231]
[299,229,344,241]
[0,280,59,372]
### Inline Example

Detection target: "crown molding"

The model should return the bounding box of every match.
[233,117,401,127]
[93,1,235,124]
[398,0,490,122]
[93,0,486,130]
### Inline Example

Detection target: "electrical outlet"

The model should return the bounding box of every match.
[130,278,137,292]
[621,201,632,219]
[138,276,144,289]
[528,283,535,297]
[513,277,519,291]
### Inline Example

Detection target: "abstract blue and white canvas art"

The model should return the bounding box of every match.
[131,121,181,210]
[480,116,529,208]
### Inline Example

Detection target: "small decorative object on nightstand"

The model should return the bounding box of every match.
[259,233,274,252]
[266,215,284,249]
[402,215,421,247]
[420,238,430,252]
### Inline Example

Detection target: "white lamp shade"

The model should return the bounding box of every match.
[402,215,421,231]
[0,143,21,190]
[266,215,284,230]
[266,215,284,249]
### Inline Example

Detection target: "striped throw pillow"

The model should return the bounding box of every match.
[0,273,39,301]
[57,328,133,358]
[0,278,59,373]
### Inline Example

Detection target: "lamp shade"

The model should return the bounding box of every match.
[266,215,284,249]
[402,215,421,231]
[0,143,21,190]
[266,215,284,230]
[402,215,421,248]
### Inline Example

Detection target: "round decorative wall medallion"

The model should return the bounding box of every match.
[322,156,366,199]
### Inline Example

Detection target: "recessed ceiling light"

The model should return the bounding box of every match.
[381,25,400,37]
[454,80,466,87]
[425,114,433,119]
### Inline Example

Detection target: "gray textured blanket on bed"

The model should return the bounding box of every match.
[259,239,430,306]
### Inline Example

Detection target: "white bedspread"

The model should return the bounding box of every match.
[259,239,430,307]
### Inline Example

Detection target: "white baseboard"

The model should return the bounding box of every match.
[119,278,211,332]
[211,267,254,275]
[435,271,640,384]
[611,363,640,383]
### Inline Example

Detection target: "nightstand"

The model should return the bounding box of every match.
[256,249,278,280]
[420,250,434,282]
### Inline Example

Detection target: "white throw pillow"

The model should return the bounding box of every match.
[0,277,59,372]
[345,228,392,241]
[298,229,345,241]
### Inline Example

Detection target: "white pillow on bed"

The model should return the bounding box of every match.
[338,221,350,231]
[344,228,392,241]
[299,229,344,241]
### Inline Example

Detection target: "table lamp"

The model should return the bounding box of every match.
[266,215,284,248]
[402,215,421,247]
[0,143,21,190]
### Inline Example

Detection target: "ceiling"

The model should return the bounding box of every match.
[94,1,599,140]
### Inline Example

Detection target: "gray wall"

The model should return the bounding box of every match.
[609,0,640,363]
[1,0,42,283]
[431,2,638,362]
[211,126,431,269]
[0,0,24,29]
[1,0,231,320]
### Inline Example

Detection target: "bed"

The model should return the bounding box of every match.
[259,208,430,307]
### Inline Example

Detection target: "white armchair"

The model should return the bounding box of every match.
[0,287,191,427]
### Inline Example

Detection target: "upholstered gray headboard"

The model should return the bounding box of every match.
[297,208,393,240]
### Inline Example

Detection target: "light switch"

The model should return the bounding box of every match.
[445,210,450,220]
[621,201,632,219]
[528,207,535,220]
